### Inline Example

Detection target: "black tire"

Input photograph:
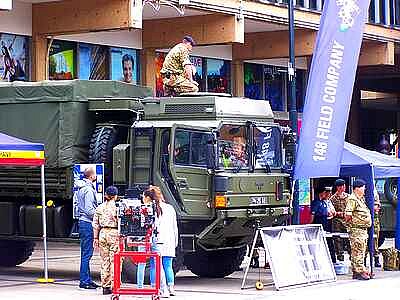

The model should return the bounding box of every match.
[0,240,35,267]
[384,178,398,207]
[121,257,151,284]
[184,246,246,278]
[173,247,184,275]
[88,126,119,186]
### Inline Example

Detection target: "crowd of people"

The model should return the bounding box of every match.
[75,167,178,297]
[311,178,381,280]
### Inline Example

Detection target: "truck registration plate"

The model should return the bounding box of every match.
[250,196,267,205]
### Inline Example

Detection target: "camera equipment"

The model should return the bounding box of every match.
[116,198,156,238]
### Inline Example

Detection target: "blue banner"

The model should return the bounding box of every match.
[294,0,370,179]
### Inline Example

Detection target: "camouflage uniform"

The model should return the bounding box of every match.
[161,43,199,95]
[345,193,372,274]
[92,200,119,289]
[372,191,381,258]
[329,192,350,260]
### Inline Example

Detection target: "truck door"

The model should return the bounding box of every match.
[169,125,214,218]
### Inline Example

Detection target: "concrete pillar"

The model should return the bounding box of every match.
[31,34,47,81]
[231,59,244,97]
[140,48,156,94]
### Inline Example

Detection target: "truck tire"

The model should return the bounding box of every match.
[0,240,34,267]
[89,126,119,186]
[184,246,246,278]
[384,178,398,207]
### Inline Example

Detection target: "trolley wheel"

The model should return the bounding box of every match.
[152,295,160,300]
[111,295,119,300]
[255,280,264,290]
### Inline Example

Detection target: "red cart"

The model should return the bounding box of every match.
[112,230,161,300]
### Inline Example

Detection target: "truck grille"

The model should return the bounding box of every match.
[164,104,213,114]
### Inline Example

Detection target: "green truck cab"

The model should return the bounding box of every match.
[0,81,294,279]
[115,94,293,277]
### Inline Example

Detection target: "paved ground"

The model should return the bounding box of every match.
[0,240,399,300]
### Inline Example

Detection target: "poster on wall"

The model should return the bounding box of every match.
[155,52,166,97]
[49,40,76,80]
[0,33,28,82]
[79,43,108,80]
[110,47,138,84]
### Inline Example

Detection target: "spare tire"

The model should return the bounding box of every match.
[0,240,35,267]
[384,178,398,207]
[88,126,119,186]
[184,246,246,278]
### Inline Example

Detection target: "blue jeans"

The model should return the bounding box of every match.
[162,256,174,286]
[79,220,94,284]
[137,243,166,290]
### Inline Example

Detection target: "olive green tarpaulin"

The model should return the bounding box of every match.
[0,80,151,168]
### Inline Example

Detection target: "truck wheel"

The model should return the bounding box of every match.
[89,126,119,186]
[121,258,151,284]
[0,240,34,267]
[184,246,246,278]
[384,178,398,207]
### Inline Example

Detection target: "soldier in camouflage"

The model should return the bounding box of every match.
[93,186,119,295]
[345,179,372,280]
[161,36,199,96]
[372,188,382,267]
[329,178,350,261]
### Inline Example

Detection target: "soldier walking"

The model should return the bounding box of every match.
[93,186,119,295]
[330,179,350,261]
[161,36,199,96]
[345,179,372,280]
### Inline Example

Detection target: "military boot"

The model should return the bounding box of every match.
[374,256,381,268]
[352,272,370,280]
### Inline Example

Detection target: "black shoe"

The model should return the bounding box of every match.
[374,257,382,268]
[103,288,112,295]
[89,282,100,288]
[79,283,97,289]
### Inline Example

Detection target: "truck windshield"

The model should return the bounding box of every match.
[218,124,249,169]
[254,126,282,169]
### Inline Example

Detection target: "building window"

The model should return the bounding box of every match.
[264,65,286,111]
[206,58,231,94]
[78,43,109,80]
[110,47,139,84]
[0,33,29,82]
[244,63,263,100]
[49,40,76,80]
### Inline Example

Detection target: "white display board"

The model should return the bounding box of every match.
[260,224,336,290]
[0,0,12,10]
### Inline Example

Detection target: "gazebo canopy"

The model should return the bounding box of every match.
[0,132,45,166]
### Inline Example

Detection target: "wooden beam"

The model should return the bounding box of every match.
[142,14,244,49]
[359,41,395,66]
[232,30,316,60]
[231,60,244,97]
[31,34,47,81]
[32,0,141,36]
[140,48,156,93]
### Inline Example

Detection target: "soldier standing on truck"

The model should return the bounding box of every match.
[77,167,99,289]
[330,178,350,261]
[161,36,199,96]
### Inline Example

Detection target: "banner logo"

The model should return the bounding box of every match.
[337,0,360,31]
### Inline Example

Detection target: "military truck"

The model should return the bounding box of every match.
[376,178,398,245]
[0,80,294,279]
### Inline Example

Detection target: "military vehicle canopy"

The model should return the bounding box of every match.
[0,80,151,167]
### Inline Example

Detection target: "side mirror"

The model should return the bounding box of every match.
[282,129,296,171]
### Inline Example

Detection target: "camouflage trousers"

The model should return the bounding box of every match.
[349,227,368,273]
[99,228,119,288]
[332,219,350,260]
[163,75,199,95]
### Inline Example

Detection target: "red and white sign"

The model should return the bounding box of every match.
[0,0,12,10]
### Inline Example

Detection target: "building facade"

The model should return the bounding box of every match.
[1,0,400,149]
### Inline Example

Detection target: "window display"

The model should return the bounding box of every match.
[79,43,108,80]
[49,40,76,80]
[0,33,28,82]
[110,47,138,84]
[244,63,263,100]
[206,58,230,93]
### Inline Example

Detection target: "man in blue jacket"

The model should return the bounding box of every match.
[77,167,99,289]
